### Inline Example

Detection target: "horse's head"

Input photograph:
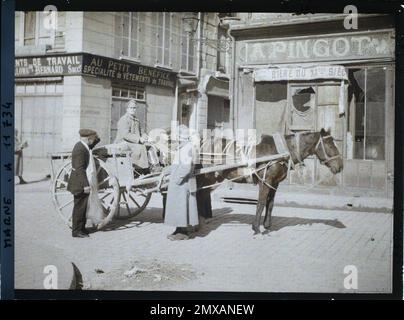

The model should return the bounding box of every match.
[314,128,343,174]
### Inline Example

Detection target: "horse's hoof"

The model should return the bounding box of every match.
[252,226,260,235]
[262,229,270,235]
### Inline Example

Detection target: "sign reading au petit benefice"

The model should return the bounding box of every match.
[15,53,176,89]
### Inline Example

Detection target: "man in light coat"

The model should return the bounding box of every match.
[114,99,149,169]
[164,125,198,240]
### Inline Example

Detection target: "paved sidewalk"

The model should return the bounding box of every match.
[15,180,393,293]
[212,183,393,213]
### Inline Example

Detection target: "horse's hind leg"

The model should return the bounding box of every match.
[252,184,269,234]
[263,189,276,234]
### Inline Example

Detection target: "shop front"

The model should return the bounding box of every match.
[233,24,395,196]
[15,53,177,170]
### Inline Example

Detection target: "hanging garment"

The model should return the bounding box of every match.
[80,141,105,226]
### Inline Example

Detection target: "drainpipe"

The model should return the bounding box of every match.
[172,79,179,125]
[226,21,237,132]
[197,12,203,79]
[195,12,203,132]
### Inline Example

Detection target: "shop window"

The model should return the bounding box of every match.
[155,12,172,67]
[36,83,46,94]
[25,83,36,94]
[256,82,287,102]
[347,67,386,160]
[55,83,63,93]
[114,12,140,59]
[289,85,315,131]
[292,87,315,114]
[15,83,25,94]
[181,104,191,126]
[45,83,56,93]
[121,89,129,98]
[223,99,230,125]
[15,81,62,95]
[112,86,146,102]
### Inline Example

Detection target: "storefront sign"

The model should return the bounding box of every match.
[15,55,82,77]
[15,53,176,89]
[254,65,348,82]
[244,31,394,64]
[81,54,176,89]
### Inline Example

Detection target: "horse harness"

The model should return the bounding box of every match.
[253,132,341,192]
[193,132,341,192]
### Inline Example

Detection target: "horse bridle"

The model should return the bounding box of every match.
[292,132,341,166]
[314,134,342,165]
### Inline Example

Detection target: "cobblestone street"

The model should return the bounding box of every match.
[15,179,393,293]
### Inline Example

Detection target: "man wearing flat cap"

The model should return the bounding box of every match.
[67,129,100,238]
[114,99,149,169]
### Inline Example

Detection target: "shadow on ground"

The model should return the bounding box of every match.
[100,206,346,237]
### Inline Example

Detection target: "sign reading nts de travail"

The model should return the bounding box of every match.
[15,53,176,89]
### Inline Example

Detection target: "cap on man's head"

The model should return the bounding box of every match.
[127,99,137,108]
[79,128,97,137]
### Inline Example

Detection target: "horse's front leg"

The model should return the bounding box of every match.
[263,164,287,234]
[252,183,269,234]
[263,189,276,234]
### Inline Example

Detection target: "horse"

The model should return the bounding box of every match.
[197,128,343,234]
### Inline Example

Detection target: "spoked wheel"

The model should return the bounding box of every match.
[52,159,120,229]
[115,170,155,220]
[115,186,152,220]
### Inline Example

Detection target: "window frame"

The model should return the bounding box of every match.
[111,86,146,102]
[346,65,389,161]
[180,17,196,74]
[155,12,173,69]
[21,11,56,48]
[115,12,141,61]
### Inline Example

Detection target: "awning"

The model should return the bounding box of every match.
[253,65,348,115]
[178,78,197,88]
[203,75,230,98]
[254,65,348,82]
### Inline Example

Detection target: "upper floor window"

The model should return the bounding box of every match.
[114,12,141,59]
[217,26,230,74]
[155,12,172,68]
[180,19,196,73]
[16,11,65,49]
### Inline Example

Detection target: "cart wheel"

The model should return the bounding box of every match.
[115,186,152,219]
[52,159,120,228]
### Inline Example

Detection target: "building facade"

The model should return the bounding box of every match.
[14,11,230,171]
[228,13,395,197]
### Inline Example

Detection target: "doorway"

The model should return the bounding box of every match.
[287,82,344,187]
[110,86,147,143]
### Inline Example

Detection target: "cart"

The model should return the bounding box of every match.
[50,142,290,229]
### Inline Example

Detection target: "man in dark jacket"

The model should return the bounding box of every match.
[67,129,100,238]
